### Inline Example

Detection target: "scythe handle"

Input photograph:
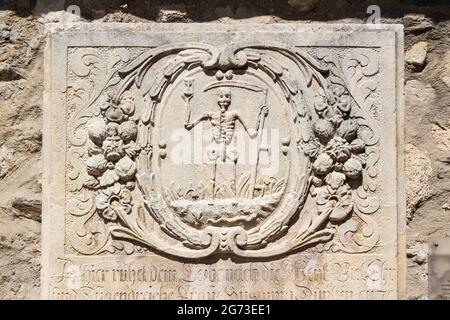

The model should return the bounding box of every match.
[250,89,269,198]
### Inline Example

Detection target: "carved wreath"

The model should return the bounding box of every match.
[67,42,381,258]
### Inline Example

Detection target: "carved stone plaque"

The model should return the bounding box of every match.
[429,239,450,299]
[42,24,405,300]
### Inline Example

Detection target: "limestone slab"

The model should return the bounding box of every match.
[42,23,405,300]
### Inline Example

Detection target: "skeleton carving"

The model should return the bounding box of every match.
[185,88,267,158]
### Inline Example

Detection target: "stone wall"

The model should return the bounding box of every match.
[0,0,449,299]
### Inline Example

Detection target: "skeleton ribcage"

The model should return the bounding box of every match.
[211,122,234,144]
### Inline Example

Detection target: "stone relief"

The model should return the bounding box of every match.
[65,42,381,259]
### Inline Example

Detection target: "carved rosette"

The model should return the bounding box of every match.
[66,42,381,258]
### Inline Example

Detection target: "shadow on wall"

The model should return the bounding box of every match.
[4,0,450,23]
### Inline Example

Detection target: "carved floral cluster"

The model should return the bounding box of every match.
[304,85,366,224]
[84,95,141,222]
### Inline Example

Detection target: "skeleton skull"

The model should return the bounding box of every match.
[217,88,231,110]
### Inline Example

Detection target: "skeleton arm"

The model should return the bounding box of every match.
[184,112,211,130]
[235,113,257,138]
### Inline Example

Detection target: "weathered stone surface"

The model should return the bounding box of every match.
[0,212,40,299]
[0,0,449,302]
[0,63,23,81]
[440,52,450,88]
[432,119,450,152]
[42,23,404,300]
[287,0,320,12]
[406,247,427,265]
[157,7,190,23]
[404,79,436,144]
[403,14,433,33]
[0,24,11,43]
[12,192,41,221]
[406,41,427,70]
[0,7,43,300]
[428,239,450,299]
[405,144,433,221]
[0,146,16,178]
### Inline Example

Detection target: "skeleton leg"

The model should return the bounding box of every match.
[212,158,217,200]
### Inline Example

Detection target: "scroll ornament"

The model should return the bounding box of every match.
[67,43,381,258]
